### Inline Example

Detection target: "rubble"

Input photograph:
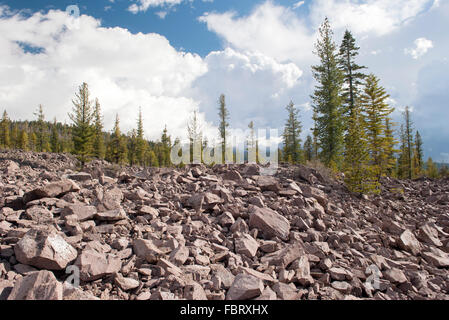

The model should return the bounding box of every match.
[1,151,449,300]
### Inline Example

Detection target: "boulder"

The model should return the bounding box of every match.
[248,207,290,241]
[7,270,63,300]
[14,229,78,270]
[226,274,264,300]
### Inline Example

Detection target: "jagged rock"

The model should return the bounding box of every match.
[255,176,280,192]
[417,224,442,247]
[74,250,122,282]
[383,268,408,284]
[23,180,80,203]
[114,273,140,291]
[7,270,63,300]
[248,206,290,241]
[234,233,259,258]
[14,229,78,270]
[398,230,421,255]
[226,274,264,300]
[95,208,126,221]
[61,204,97,222]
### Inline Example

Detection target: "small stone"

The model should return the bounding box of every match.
[226,274,264,300]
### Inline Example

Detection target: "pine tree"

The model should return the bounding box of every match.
[338,30,366,117]
[311,18,345,169]
[136,107,147,166]
[92,98,105,159]
[146,149,158,167]
[303,135,313,163]
[344,102,378,194]
[160,126,172,167]
[360,74,395,177]
[34,105,49,152]
[218,94,230,163]
[50,118,60,153]
[127,129,138,166]
[384,118,398,176]
[398,107,414,179]
[282,101,302,163]
[107,114,128,165]
[69,82,95,167]
[247,121,258,164]
[439,164,449,178]
[18,124,29,151]
[413,131,424,177]
[425,157,439,178]
[187,108,203,164]
[10,123,18,149]
[312,110,319,161]
[0,110,11,149]
[29,132,37,151]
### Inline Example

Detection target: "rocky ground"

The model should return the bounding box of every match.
[0,150,448,300]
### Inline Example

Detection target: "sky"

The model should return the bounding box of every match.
[0,0,448,162]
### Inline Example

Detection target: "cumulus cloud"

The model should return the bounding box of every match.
[191,48,304,131]
[309,0,435,36]
[405,37,434,59]
[0,8,207,140]
[0,6,306,145]
[199,1,315,64]
[292,1,305,9]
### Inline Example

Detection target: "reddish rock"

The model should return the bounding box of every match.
[249,207,290,241]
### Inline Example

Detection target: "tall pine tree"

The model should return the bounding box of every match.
[338,30,366,117]
[413,131,424,177]
[69,82,95,167]
[107,114,128,165]
[218,94,230,163]
[282,101,302,163]
[136,107,147,166]
[0,110,11,149]
[34,105,49,152]
[360,74,395,177]
[311,18,345,169]
[92,98,106,159]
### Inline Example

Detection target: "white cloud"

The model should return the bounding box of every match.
[155,11,168,19]
[405,37,434,59]
[199,1,314,64]
[309,0,435,36]
[0,7,305,145]
[0,8,207,140]
[191,48,304,130]
[292,1,305,9]
[128,0,184,13]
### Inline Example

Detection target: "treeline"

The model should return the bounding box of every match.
[0,84,172,168]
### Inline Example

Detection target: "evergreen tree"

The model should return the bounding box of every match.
[0,110,11,149]
[247,121,258,164]
[312,110,319,161]
[18,124,29,151]
[303,135,313,163]
[282,101,302,163]
[413,131,424,177]
[218,94,230,163]
[34,105,49,152]
[10,123,18,149]
[92,98,106,159]
[69,82,95,167]
[50,118,60,153]
[360,74,395,177]
[29,132,37,151]
[338,30,366,117]
[146,149,158,167]
[127,129,138,166]
[107,114,128,165]
[344,102,378,194]
[398,107,414,179]
[311,18,345,169]
[439,164,449,178]
[384,118,398,176]
[136,107,147,166]
[425,157,439,178]
[187,108,203,164]
[160,126,172,167]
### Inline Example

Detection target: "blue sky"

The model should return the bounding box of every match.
[0,0,448,162]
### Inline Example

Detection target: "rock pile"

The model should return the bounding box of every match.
[1,150,448,300]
